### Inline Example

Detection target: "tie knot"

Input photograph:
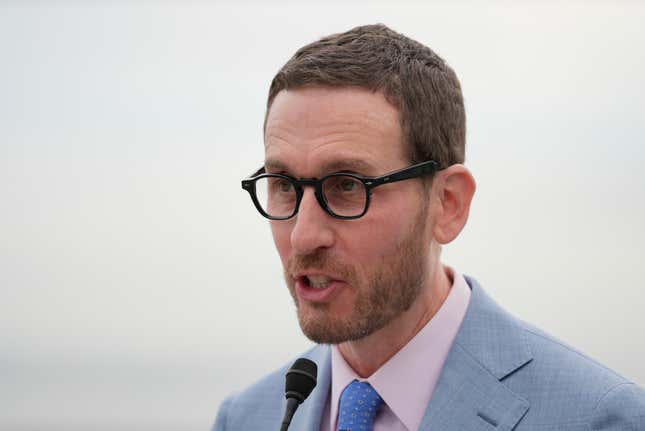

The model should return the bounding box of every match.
[337,380,384,431]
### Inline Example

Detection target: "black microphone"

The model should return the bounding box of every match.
[280,358,317,431]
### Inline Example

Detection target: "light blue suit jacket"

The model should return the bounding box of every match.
[213,277,645,430]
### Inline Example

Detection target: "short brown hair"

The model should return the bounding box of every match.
[266,24,466,167]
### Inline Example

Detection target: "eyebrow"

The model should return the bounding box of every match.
[264,158,378,176]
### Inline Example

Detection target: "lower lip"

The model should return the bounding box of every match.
[295,278,344,302]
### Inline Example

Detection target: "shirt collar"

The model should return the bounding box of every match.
[329,267,471,431]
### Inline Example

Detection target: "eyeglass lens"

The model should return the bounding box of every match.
[254,175,367,218]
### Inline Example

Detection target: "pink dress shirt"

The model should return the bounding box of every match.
[320,267,471,431]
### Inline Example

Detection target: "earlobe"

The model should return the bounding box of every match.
[432,165,476,244]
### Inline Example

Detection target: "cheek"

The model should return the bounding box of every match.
[339,217,408,267]
[345,198,424,262]
[365,201,418,244]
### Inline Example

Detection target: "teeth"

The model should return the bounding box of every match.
[307,275,331,289]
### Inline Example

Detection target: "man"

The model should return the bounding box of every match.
[214,24,645,430]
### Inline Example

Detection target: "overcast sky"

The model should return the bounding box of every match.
[1,2,644,430]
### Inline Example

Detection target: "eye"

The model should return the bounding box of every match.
[277,179,294,193]
[266,176,295,194]
[339,178,357,192]
[326,176,362,195]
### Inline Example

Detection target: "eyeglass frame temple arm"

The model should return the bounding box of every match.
[366,160,440,188]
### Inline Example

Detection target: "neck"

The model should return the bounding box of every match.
[337,263,452,378]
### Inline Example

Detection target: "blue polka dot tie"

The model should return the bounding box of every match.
[337,380,384,431]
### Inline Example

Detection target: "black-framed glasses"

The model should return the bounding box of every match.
[241,160,440,220]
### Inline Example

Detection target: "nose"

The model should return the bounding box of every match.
[290,188,334,255]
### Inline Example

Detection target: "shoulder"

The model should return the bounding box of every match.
[461,277,645,429]
[212,366,285,431]
[211,345,329,431]
[506,313,645,428]
[588,382,645,430]
[517,321,645,429]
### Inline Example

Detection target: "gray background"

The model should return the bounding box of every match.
[1,1,643,430]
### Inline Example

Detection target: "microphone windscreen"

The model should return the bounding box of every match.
[285,358,318,402]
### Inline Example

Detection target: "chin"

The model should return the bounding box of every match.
[296,306,386,345]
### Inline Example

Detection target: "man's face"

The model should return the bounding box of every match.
[264,86,434,344]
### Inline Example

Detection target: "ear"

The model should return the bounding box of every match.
[431,164,476,244]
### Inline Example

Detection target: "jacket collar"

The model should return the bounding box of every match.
[456,276,533,380]
[418,276,533,430]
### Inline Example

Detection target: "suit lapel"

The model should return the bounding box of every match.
[418,344,530,430]
[419,277,532,431]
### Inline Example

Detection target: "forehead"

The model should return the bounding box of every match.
[264,86,406,175]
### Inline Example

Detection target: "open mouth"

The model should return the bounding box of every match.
[300,275,332,289]
[295,274,343,302]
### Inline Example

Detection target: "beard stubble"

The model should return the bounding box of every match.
[283,208,428,344]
